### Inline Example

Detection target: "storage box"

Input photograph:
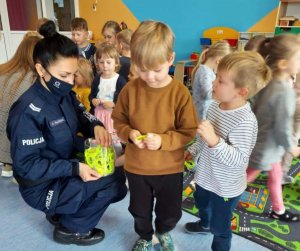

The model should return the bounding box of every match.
[225,39,238,47]
[200,38,211,45]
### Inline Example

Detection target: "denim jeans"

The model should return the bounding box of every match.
[194,184,241,251]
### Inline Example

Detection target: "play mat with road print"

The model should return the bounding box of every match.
[182,158,300,251]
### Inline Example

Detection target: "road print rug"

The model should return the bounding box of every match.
[182,159,300,251]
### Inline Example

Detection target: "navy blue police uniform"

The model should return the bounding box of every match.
[7,79,127,233]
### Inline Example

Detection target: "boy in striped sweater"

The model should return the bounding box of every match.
[184,51,271,251]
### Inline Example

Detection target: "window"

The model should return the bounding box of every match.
[51,0,75,31]
[6,0,40,30]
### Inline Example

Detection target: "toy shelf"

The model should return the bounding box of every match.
[238,32,274,50]
[275,0,300,34]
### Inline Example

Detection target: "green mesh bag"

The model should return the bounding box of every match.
[84,139,115,176]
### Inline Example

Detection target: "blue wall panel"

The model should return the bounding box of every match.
[123,0,278,61]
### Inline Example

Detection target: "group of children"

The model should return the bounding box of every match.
[2,15,300,251]
[63,17,300,251]
[183,33,300,251]
[69,17,132,158]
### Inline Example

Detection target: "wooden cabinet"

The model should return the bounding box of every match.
[275,0,300,35]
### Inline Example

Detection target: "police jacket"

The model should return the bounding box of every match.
[7,79,103,187]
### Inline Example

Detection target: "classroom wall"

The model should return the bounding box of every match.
[78,0,139,41]
[79,0,278,61]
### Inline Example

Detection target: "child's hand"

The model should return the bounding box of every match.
[129,129,146,149]
[144,133,162,150]
[290,146,300,157]
[92,98,101,107]
[184,151,193,161]
[197,120,220,147]
[102,100,115,109]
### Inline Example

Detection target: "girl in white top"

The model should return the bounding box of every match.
[89,43,126,153]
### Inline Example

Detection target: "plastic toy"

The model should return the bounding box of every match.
[136,135,147,141]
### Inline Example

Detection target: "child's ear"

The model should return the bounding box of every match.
[238,87,249,98]
[278,59,288,71]
[168,52,175,66]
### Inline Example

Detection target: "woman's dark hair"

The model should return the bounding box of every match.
[33,20,78,68]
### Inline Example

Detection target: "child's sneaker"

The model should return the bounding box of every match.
[184,220,210,234]
[282,175,294,185]
[132,238,152,251]
[155,231,175,251]
[1,164,13,177]
[270,210,300,222]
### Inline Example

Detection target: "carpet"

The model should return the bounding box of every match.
[182,159,300,251]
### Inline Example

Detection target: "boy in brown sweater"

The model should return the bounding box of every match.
[111,20,198,251]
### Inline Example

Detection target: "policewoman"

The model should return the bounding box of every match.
[6,21,127,246]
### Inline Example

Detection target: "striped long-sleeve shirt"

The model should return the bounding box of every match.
[188,101,257,198]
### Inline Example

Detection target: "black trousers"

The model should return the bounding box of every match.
[126,171,183,241]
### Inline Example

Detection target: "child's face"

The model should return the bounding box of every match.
[285,49,300,76]
[137,57,174,88]
[103,28,117,45]
[212,70,241,103]
[74,72,86,87]
[98,55,117,77]
[71,29,89,47]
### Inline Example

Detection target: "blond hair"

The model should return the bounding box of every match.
[218,51,272,98]
[0,33,40,101]
[77,58,93,87]
[131,20,174,70]
[95,42,121,71]
[116,29,133,51]
[101,20,122,35]
[258,34,300,74]
[192,40,231,82]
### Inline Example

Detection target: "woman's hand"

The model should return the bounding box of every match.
[92,98,101,107]
[94,125,112,147]
[79,162,101,182]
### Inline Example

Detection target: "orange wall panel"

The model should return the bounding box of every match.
[78,0,139,41]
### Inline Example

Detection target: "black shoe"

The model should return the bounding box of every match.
[46,214,61,226]
[270,210,300,222]
[53,225,105,246]
[185,220,210,234]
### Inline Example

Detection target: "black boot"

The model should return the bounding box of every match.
[53,225,105,246]
[46,214,61,226]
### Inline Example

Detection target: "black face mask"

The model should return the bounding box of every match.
[43,71,73,97]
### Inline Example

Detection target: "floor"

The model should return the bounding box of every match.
[0,174,270,251]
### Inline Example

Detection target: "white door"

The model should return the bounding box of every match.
[0,0,78,61]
